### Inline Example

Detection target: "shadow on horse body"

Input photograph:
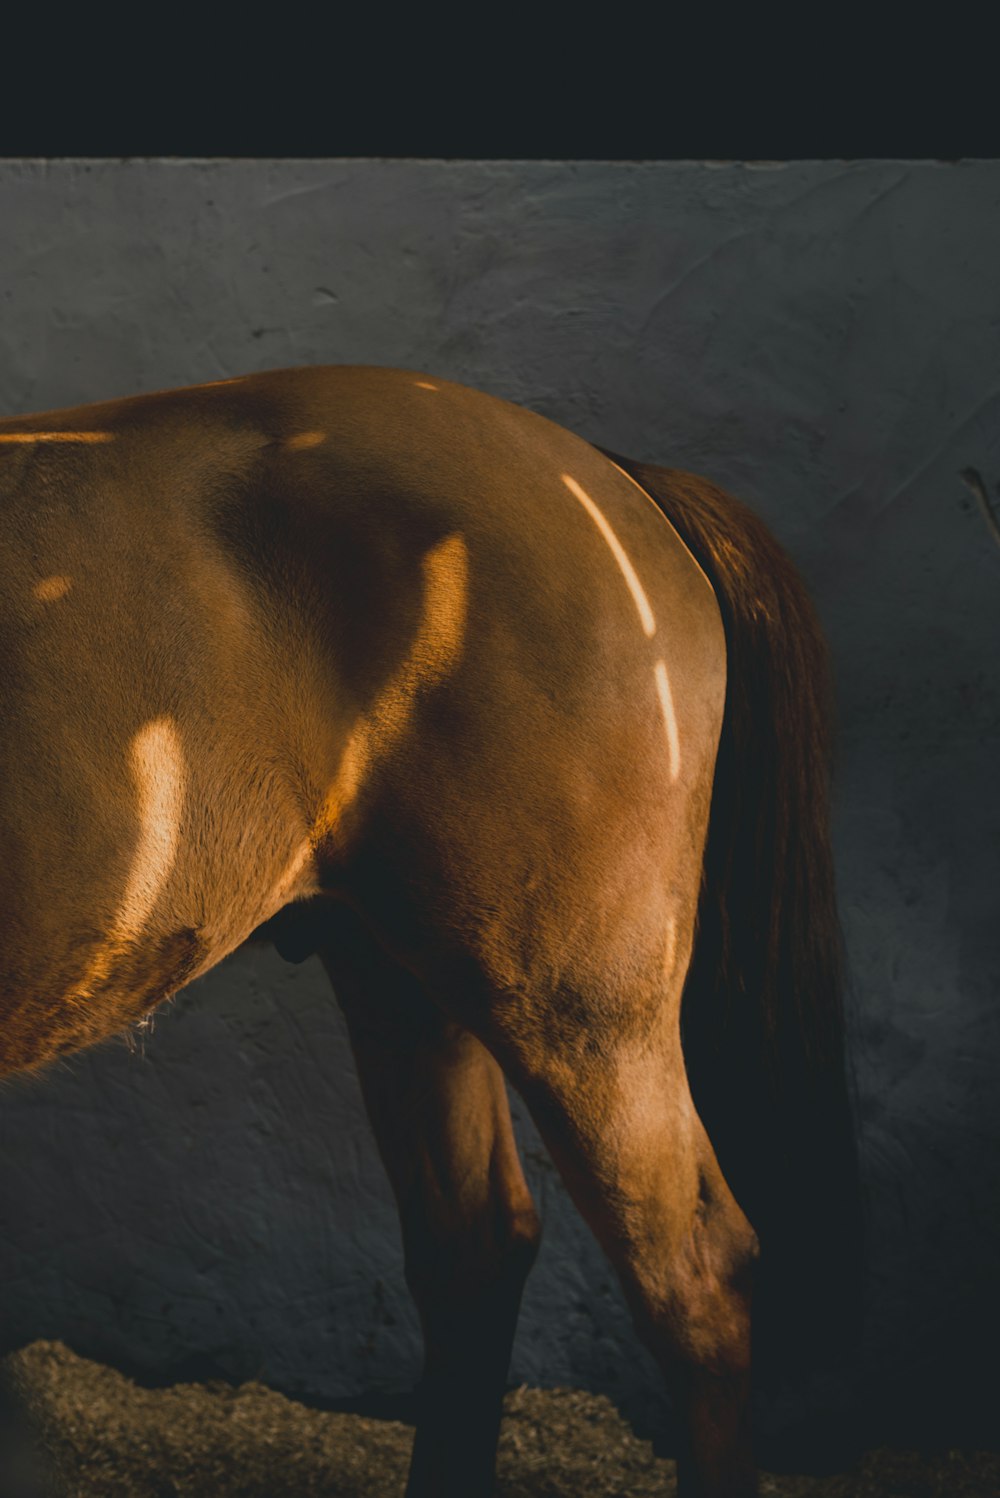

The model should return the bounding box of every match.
[0,366,861,1497]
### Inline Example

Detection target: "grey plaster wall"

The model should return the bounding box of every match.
[0,160,998,1448]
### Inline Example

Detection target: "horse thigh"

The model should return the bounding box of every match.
[318,909,540,1498]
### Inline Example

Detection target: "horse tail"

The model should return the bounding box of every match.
[596,447,864,1374]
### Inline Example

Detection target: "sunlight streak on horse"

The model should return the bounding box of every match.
[561,473,656,637]
[662,914,678,980]
[0,431,114,444]
[311,532,469,844]
[33,575,72,602]
[68,717,187,1000]
[653,659,682,781]
[119,719,187,933]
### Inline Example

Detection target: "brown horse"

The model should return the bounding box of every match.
[0,365,860,1497]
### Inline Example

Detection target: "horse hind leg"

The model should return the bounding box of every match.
[496,962,759,1498]
[317,906,541,1498]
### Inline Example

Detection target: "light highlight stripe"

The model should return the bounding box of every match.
[312,533,469,842]
[0,431,114,444]
[561,472,656,638]
[34,575,72,602]
[66,717,187,1003]
[653,659,681,781]
[115,719,187,938]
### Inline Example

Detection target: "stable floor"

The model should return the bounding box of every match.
[1,1343,996,1498]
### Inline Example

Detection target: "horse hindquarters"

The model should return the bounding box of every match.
[316,440,757,1493]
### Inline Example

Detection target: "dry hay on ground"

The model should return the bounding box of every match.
[1,1341,997,1498]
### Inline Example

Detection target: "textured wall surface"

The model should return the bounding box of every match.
[0,160,997,1448]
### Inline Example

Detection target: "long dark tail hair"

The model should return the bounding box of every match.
[596,448,864,1375]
